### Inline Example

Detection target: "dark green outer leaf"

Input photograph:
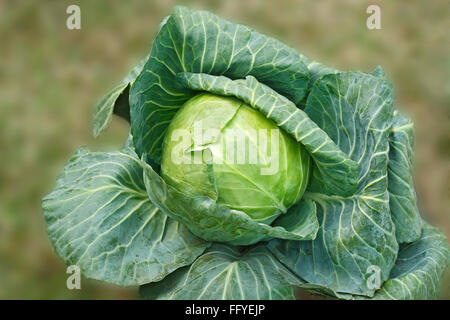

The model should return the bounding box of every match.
[92,56,148,137]
[299,55,339,88]
[142,160,319,246]
[272,200,319,237]
[299,57,385,92]
[371,66,386,79]
[308,62,423,243]
[286,222,449,300]
[140,244,298,300]
[361,222,449,300]
[387,110,422,243]
[129,6,310,162]
[177,72,358,197]
[42,148,209,286]
[269,72,398,297]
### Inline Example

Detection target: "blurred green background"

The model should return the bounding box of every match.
[0,0,448,299]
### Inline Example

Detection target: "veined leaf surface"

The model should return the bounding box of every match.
[43,148,209,286]
[269,72,398,297]
[140,244,298,300]
[288,221,450,300]
[367,222,449,300]
[387,110,422,243]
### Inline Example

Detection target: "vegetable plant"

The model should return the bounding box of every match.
[43,6,449,300]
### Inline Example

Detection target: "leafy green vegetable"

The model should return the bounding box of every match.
[160,93,310,223]
[43,6,449,299]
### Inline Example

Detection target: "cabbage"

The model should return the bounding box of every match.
[161,93,310,223]
[43,6,449,300]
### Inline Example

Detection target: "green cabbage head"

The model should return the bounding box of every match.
[161,93,310,224]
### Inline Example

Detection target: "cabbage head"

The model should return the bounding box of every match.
[161,93,310,224]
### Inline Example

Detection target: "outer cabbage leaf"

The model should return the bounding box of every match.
[93,56,148,137]
[387,110,422,243]
[371,66,386,79]
[177,72,358,197]
[278,222,449,300]
[139,244,298,300]
[42,147,209,286]
[299,55,339,88]
[129,6,310,163]
[299,58,384,94]
[269,71,398,297]
[142,160,319,245]
[366,222,449,300]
